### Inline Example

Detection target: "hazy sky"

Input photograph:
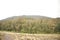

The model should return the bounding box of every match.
[0,0,59,20]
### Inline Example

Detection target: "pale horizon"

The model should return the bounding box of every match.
[0,0,59,20]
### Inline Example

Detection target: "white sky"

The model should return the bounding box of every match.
[0,0,59,20]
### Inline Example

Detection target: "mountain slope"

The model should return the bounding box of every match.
[0,15,60,34]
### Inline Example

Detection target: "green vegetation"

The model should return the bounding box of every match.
[0,16,60,34]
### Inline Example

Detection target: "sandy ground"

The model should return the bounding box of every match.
[0,31,60,40]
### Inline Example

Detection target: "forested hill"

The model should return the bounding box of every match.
[0,15,60,34]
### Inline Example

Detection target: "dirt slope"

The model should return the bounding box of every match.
[0,31,60,40]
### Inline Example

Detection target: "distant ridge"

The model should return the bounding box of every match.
[0,15,52,21]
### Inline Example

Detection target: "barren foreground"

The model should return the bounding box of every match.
[0,31,60,40]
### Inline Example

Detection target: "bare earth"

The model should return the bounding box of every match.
[0,31,60,40]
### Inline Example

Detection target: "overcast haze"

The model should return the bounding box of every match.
[0,0,59,20]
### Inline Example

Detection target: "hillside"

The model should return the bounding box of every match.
[0,15,60,33]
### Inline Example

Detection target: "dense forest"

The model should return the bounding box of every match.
[0,16,60,34]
